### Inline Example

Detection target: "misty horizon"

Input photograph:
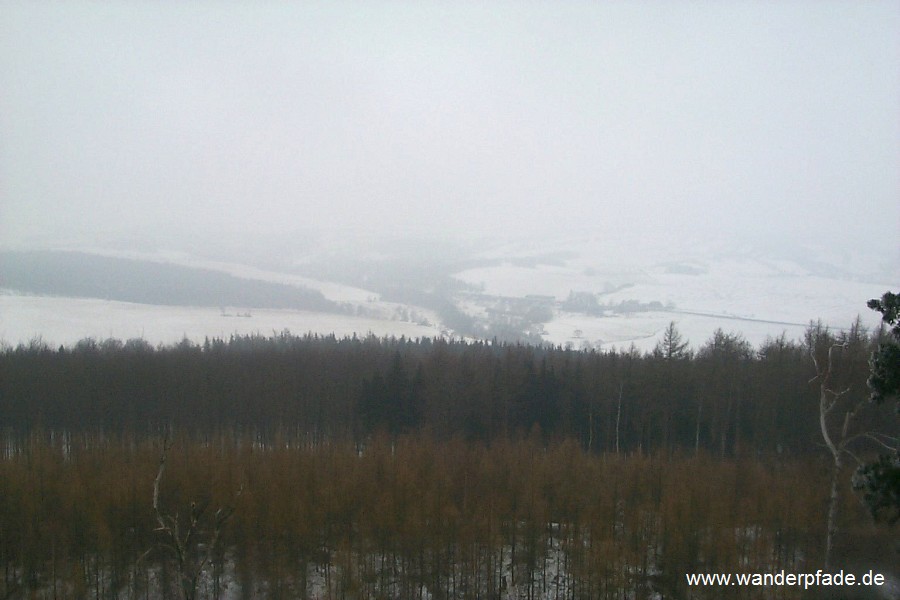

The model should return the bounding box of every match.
[2,1,898,257]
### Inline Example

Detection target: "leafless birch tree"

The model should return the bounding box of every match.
[807,320,893,570]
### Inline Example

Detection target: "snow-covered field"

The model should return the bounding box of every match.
[453,233,896,351]
[0,293,442,348]
[454,259,892,351]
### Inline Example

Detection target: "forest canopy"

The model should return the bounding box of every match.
[1,322,890,457]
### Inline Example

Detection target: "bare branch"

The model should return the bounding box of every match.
[843,448,865,467]
[147,434,244,600]
[827,342,848,375]
[862,432,900,453]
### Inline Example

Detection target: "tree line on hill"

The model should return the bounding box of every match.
[0,250,342,312]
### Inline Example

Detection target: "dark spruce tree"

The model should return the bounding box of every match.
[853,292,900,524]
[359,351,421,436]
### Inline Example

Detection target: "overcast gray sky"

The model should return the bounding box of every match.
[1,1,898,252]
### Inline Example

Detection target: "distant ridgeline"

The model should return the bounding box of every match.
[0,250,341,312]
[0,328,889,458]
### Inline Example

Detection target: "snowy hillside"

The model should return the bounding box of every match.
[452,232,896,351]
[0,231,895,350]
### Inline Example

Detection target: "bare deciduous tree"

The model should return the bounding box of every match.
[807,319,893,570]
[810,338,853,570]
[151,433,243,600]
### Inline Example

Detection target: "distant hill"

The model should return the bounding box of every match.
[0,250,341,312]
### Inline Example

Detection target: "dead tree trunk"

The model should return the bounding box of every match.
[151,433,242,600]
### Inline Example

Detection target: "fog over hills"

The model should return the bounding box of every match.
[1,229,894,351]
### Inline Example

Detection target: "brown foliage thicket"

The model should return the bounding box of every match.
[0,431,854,600]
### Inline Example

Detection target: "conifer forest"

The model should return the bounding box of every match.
[1,315,897,599]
